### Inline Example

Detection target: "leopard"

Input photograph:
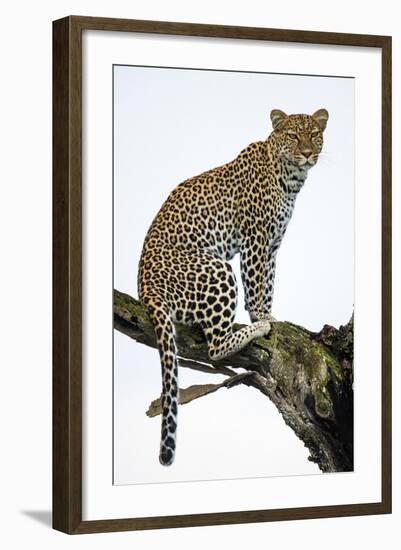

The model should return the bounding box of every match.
[138,108,329,466]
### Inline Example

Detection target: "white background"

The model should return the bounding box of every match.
[0,0,400,548]
[113,65,354,484]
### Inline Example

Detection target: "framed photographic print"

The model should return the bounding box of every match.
[53,16,392,534]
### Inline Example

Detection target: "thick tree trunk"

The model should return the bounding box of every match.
[114,289,353,473]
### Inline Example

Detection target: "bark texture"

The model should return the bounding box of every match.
[114,289,353,472]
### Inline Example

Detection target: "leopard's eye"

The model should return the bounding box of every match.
[311,130,320,138]
[287,131,297,139]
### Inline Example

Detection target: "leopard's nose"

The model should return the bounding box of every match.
[301,148,313,159]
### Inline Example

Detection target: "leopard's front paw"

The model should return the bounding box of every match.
[249,311,277,323]
[253,319,272,338]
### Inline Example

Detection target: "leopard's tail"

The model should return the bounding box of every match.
[149,304,179,466]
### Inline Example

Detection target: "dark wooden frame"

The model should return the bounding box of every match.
[53,15,392,534]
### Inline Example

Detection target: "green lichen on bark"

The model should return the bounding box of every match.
[113,289,353,473]
[266,321,342,421]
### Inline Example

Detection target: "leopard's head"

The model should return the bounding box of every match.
[269,109,329,169]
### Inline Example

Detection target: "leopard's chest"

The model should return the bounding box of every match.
[267,192,297,246]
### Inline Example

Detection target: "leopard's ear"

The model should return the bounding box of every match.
[312,109,329,131]
[270,109,288,131]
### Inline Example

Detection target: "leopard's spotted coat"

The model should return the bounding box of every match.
[138,109,329,465]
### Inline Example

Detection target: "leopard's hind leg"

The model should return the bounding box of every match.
[191,254,271,360]
[139,250,271,466]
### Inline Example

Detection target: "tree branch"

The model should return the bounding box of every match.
[178,358,237,377]
[114,288,353,472]
[146,372,253,417]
